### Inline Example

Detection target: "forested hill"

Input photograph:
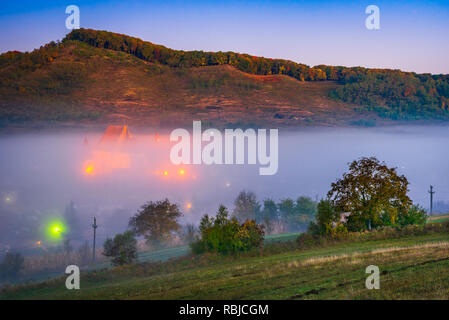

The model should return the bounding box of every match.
[65,29,449,120]
[1,28,449,128]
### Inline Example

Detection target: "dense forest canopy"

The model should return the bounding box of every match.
[1,28,449,120]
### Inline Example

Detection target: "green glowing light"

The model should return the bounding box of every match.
[44,219,67,241]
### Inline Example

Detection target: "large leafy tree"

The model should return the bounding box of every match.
[129,199,182,247]
[278,198,296,218]
[315,199,339,234]
[256,199,278,234]
[257,199,278,222]
[306,199,340,236]
[296,196,317,216]
[232,191,259,222]
[278,197,317,231]
[328,157,412,231]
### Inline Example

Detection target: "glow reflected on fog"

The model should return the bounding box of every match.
[1,125,449,248]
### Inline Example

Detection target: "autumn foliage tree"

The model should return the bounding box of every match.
[328,157,412,231]
[129,199,182,248]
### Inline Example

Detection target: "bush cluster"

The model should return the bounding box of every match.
[191,205,264,254]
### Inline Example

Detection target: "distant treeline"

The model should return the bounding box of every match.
[0,42,62,86]
[65,29,322,80]
[0,41,99,124]
[1,28,449,120]
[330,69,449,120]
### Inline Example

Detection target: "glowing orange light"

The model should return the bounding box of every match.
[85,165,95,175]
[179,169,185,176]
[36,241,41,246]
[92,151,130,170]
[186,203,192,209]
[163,170,169,176]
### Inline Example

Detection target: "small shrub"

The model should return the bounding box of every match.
[103,231,138,266]
[297,233,321,249]
[398,204,427,227]
[0,252,24,282]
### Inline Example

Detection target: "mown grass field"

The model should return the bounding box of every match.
[2,231,449,300]
[428,214,449,224]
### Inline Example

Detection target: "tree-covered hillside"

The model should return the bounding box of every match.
[1,28,449,126]
[64,28,449,120]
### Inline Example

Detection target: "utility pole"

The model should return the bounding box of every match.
[428,185,435,215]
[92,216,98,263]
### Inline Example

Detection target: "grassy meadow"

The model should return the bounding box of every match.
[2,228,449,300]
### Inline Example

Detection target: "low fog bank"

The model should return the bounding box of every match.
[1,125,449,253]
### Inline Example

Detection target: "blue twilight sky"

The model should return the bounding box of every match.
[0,0,448,74]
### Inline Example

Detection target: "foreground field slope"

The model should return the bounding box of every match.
[1,29,449,127]
[3,232,449,300]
